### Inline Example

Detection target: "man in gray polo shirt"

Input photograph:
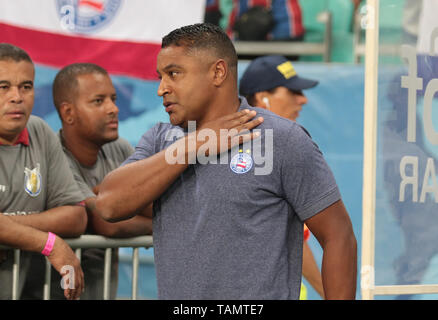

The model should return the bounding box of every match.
[0,43,87,299]
[95,23,357,299]
[51,63,153,299]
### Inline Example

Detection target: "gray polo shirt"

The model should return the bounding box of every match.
[53,133,134,300]
[124,99,341,299]
[0,115,84,299]
[59,133,134,200]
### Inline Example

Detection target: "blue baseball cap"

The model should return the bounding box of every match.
[239,55,319,96]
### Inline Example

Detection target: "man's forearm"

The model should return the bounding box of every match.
[93,215,152,238]
[86,197,152,237]
[96,136,192,222]
[7,206,87,238]
[0,215,47,252]
[321,234,357,299]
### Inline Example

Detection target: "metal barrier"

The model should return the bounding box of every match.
[0,235,153,300]
[233,11,333,62]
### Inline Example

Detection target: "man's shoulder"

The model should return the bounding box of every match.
[27,115,51,132]
[249,106,291,126]
[241,103,317,161]
[138,122,181,145]
[27,115,57,145]
[246,105,309,138]
[153,122,180,136]
[241,99,296,130]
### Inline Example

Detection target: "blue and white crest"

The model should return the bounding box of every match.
[230,152,253,174]
[56,0,122,34]
[24,164,42,197]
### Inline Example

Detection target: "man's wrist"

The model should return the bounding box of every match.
[41,232,56,256]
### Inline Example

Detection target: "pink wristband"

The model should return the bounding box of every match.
[41,232,56,256]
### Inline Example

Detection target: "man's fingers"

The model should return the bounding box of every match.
[235,109,255,124]
[222,108,251,122]
[65,270,82,300]
[218,109,255,128]
[73,266,84,300]
[228,110,258,128]
[202,109,262,132]
[60,262,84,300]
[79,268,85,297]
[64,288,70,300]
[239,116,264,131]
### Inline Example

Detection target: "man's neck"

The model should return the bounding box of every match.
[61,129,101,167]
[197,92,241,128]
[0,135,18,145]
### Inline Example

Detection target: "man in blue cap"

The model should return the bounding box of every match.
[239,55,318,121]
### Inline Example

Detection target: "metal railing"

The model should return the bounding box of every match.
[0,235,153,300]
[233,11,333,62]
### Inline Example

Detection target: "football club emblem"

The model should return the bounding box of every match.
[24,164,42,197]
[230,150,253,174]
[57,0,122,34]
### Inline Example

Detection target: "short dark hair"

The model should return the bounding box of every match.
[52,63,108,113]
[0,43,33,64]
[162,23,238,77]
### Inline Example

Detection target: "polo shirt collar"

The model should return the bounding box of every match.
[0,128,29,146]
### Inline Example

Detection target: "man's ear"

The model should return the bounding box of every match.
[211,59,228,86]
[59,102,75,125]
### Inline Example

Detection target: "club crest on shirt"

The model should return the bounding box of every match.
[230,150,253,174]
[24,164,42,197]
